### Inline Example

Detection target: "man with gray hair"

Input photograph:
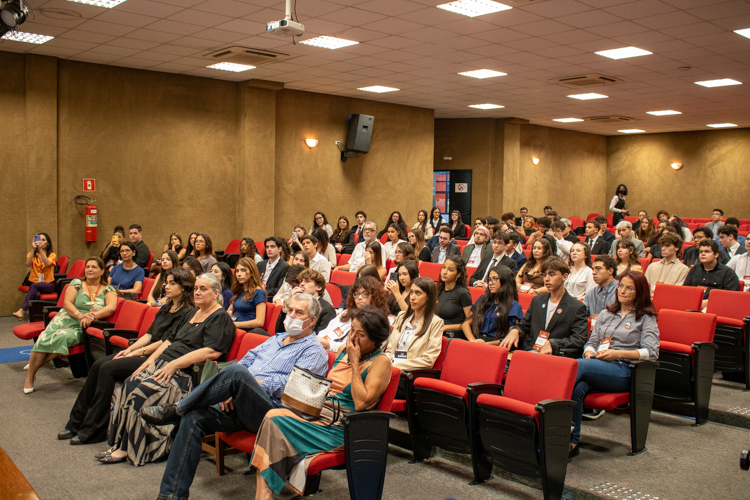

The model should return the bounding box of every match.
[334,220,384,273]
[608,220,646,258]
[145,293,328,500]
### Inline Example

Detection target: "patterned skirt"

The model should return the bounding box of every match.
[108,359,193,466]
[250,405,345,495]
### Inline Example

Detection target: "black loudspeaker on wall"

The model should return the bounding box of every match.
[346,114,374,153]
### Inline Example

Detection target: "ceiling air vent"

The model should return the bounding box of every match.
[550,74,624,88]
[584,116,636,123]
[202,47,290,66]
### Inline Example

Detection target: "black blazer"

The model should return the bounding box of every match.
[257,259,289,302]
[514,291,588,356]
[451,222,467,239]
[586,237,611,255]
[274,296,336,334]
[334,230,355,254]
[431,243,461,263]
[469,254,518,286]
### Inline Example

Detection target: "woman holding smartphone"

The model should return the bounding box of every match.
[14,232,57,320]
[101,226,125,270]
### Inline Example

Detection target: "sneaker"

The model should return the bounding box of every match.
[582,409,605,421]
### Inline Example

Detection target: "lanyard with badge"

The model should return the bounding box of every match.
[597,313,629,355]
[395,321,418,359]
[327,319,351,341]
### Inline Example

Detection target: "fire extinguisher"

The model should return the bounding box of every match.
[75,195,98,242]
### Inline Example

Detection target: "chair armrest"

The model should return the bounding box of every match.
[55,277,75,295]
[103,329,139,340]
[342,411,396,426]
[466,382,504,398]
[43,306,63,327]
[405,368,441,381]
[29,300,56,322]
[89,320,115,331]
[557,346,582,359]
[535,398,576,412]
[53,273,66,281]
[628,359,659,369]
[692,341,718,352]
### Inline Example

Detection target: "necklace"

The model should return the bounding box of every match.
[85,281,102,305]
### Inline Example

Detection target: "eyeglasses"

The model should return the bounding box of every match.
[395,250,404,255]
[363,228,374,233]
[315,217,323,221]
[487,277,500,283]
[617,283,636,293]
[353,292,370,299]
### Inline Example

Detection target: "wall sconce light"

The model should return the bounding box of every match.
[671,162,683,170]
[531,157,540,165]
[305,138,318,148]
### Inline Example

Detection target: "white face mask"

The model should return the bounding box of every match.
[284,316,308,335]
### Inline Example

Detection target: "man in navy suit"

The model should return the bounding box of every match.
[584,220,611,255]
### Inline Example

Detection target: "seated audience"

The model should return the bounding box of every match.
[386,242,417,282]
[428,206,443,238]
[521,216,537,239]
[516,238,553,294]
[350,211,367,243]
[335,221,383,273]
[501,257,588,356]
[147,250,179,307]
[101,225,125,270]
[723,217,746,245]
[313,228,337,268]
[14,232,57,320]
[508,231,528,269]
[561,219,581,243]
[330,216,354,254]
[183,232,199,261]
[515,207,530,227]
[609,221,646,258]
[412,209,434,239]
[449,209,466,239]
[239,237,262,264]
[257,237,290,301]
[181,256,203,278]
[462,266,523,344]
[408,228,432,262]
[334,264,383,308]
[684,238,740,309]
[228,257,267,332]
[684,227,729,267]
[436,256,472,338]
[290,224,306,253]
[462,225,492,267]
[644,233,689,293]
[551,220,575,262]
[594,215,616,244]
[584,220,611,255]
[728,232,750,291]
[23,257,118,394]
[59,268,195,444]
[249,306,392,498]
[146,293,328,500]
[432,226,460,264]
[310,211,333,237]
[632,210,647,235]
[656,210,670,223]
[707,208,724,240]
[194,234,217,273]
[275,269,335,335]
[318,276,389,351]
[386,260,419,315]
[470,232,518,287]
[128,224,151,270]
[636,213,655,244]
[279,238,293,264]
[570,270,659,457]
[645,221,677,257]
[386,277,444,397]
[272,264,305,306]
[210,261,234,310]
[378,211,408,238]
[719,224,747,259]
[614,239,643,279]
[150,233,186,275]
[566,242,596,300]
[670,215,694,242]
[301,234,332,282]
[584,255,618,320]
[365,241,388,280]
[109,242,146,299]
[383,223,407,261]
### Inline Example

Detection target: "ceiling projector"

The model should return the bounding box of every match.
[267,18,304,37]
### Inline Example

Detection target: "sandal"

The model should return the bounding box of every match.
[99,454,127,464]
[94,450,113,460]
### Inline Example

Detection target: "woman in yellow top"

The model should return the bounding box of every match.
[14,233,57,321]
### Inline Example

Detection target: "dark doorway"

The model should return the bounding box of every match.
[433,170,472,228]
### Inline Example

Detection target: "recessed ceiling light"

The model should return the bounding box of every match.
[207,62,255,72]
[734,28,750,39]
[568,93,608,100]
[595,46,652,59]
[299,36,358,50]
[695,78,742,88]
[458,69,507,79]
[437,0,512,18]
[468,103,504,109]
[647,110,681,116]
[358,85,399,93]
[552,118,584,123]
[707,123,738,128]
[618,129,646,134]
[1,31,53,44]
[67,0,127,8]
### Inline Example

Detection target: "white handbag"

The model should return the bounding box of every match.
[281,365,332,417]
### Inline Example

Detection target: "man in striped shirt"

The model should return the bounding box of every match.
[145,293,328,500]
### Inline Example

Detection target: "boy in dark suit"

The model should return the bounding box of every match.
[470,232,518,287]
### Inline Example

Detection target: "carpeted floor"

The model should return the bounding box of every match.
[2,315,750,499]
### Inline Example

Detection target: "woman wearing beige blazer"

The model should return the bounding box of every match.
[384,277,444,398]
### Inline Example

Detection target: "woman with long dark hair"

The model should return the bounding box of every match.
[615,239,643,279]
[436,256,472,338]
[330,216,354,254]
[210,261,234,310]
[378,211,408,238]
[101,226,126,270]
[194,234,217,273]
[227,257,266,332]
[183,232,200,261]
[239,237,261,264]
[310,212,333,237]
[147,250,179,307]
[408,228,431,262]
[386,259,419,315]
[462,266,523,343]
[570,271,659,458]
[14,232,57,320]
[609,183,629,227]
[313,228,336,268]
[516,238,553,294]
[565,242,596,300]
[364,241,387,280]
[428,207,442,238]
[413,210,433,239]
[449,210,466,240]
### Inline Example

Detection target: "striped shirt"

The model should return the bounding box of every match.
[238,332,328,403]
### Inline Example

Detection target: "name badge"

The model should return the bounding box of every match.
[395,350,407,359]
[38,273,44,283]
[598,336,612,353]
[744,276,750,292]
[533,330,550,352]
[332,327,346,340]
[520,283,532,293]
[591,313,598,329]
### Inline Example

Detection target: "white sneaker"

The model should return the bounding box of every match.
[582,409,605,420]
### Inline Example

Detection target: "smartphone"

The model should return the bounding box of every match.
[34,235,41,244]
[112,235,119,244]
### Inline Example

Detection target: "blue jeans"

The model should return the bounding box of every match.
[157,364,278,500]
[571,358,631,444]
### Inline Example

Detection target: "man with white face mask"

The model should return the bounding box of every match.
[144,294,328,500]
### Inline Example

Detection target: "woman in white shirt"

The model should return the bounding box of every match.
[309,212,334,237]
[428,206,443,238]
[565,242,596,300]
[317,276,389,352]
[412,210,434,239]
[728,233,750,292]
[382,223,407,261]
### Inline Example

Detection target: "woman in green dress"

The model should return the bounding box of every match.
[250,305,393,499]
[24,257,118,394]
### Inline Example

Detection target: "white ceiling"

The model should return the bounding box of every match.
[3,0,750,135]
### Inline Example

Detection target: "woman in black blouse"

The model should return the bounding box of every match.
[378,211,408,239]
[386,259,419,315]
[436,256,472,339]
[449,210,466,240]
[58,268,196,445]
[408,229,432,262]
[100,273,235,466]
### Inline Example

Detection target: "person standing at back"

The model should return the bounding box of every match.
[609,184,629,226]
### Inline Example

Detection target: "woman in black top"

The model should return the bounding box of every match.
[409,229,432,262]
[101,273,235,466]
[378,211,408,239]
[610,184,629,226]
[386,259,419,315]
[183,232,200,262]
[449,210,466,240]
[59,268,196,445]
[331,216,354,254]
[101,226,126,270]
[386,242,418,282]
[436,256,472,339]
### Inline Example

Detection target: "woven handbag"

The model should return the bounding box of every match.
[281,365,332,417]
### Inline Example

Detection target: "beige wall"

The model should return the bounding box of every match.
[608,129,750,218]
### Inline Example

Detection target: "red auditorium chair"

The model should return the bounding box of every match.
[83,300,150,367]
[466,266,477,282]
[23,259,86,302]
[139,278,155,301]
[706,290,750,390]
[654,310,717,425]
[331,269,355,286]
[17,256,69,295]
[379,233,388,244]
[105,306,160,355]
[652,283,703,313]
[255,240,265,257]
[220,239,242,267]
[606,214,614,227]
[418,262,442,281]
[523,248,531,258]
[145,252,154,271]
[456,241,468,254]
[569,216,584,229]
[470,351,578,498]
[639,258,650,272]
[405,340,508,466]
[263,303,280,335]
[586,213,600,222]
[582,357,658,455]
[391,336,451,413]
[190,329,247,386]
[385,259,395,273]
[338,254,351,267]
[518,293,533,313]
[327,283,343,310]
[468,286,484,302]
[13,284,70,342]
[464,225,471,238]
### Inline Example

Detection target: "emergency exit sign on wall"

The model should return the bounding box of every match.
[83,179,96,191]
